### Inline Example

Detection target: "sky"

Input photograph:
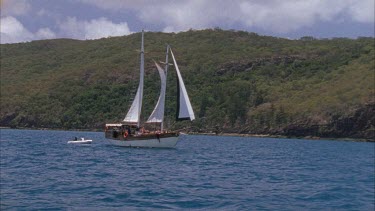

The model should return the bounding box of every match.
[0,0,374,44]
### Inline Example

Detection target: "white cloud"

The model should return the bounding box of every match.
[347,0,375,23]
[36,28,56,39]
[0,15,132,43]
[0,16,34,43]
[239,1,345,33]
[0,16,55,44]
[80,0,375,33]
[78,0,165,10]
[162,26,177,33]
[36,8,47,17]
[1,0,31,16]
[58,17,132,39]
[141,0,232,32]
[1,0,373,44]
[238,0,375,33]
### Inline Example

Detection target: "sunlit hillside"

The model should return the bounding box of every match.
[1,29,374,138]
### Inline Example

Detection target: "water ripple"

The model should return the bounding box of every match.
[1,129,374,210]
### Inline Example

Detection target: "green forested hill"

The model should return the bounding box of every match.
[1,29,374,139]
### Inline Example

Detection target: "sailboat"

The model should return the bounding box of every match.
[104,30,195,148]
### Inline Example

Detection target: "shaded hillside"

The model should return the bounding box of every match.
[1,29,374,139]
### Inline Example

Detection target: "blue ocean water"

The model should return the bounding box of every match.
[0,129,374,210]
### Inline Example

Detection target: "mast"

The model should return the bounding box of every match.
[123,30,144,127]
[161,45,170,131]
[138,29,144,128]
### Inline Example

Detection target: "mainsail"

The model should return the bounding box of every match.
[146,45,170,131]
[123,30,145,127]
[170,48,195,121]
[146,61,166,123]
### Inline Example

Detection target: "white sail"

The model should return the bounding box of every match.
[123,30,145,126]
[146,61,166,123]
[170,48,195,121]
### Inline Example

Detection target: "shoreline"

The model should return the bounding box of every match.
[189,132,375,142]
[1,127,373,142]
[0,126,102,132]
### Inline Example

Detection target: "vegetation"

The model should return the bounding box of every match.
[1,29,374,139]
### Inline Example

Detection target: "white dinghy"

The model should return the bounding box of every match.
[67,137,92,144]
